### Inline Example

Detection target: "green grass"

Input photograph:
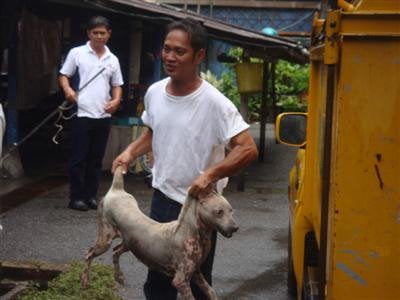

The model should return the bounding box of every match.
[19,262,122,300]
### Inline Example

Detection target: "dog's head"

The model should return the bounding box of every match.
[197,192,239,238]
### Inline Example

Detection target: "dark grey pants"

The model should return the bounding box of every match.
[69,116,111,201]
[143,189,217,300]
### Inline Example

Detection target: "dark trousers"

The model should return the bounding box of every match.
[69,116,111,201]
[143,189,217,300]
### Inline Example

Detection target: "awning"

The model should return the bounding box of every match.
[82,0,309,63]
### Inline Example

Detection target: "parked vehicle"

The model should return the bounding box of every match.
[275,0,400,299]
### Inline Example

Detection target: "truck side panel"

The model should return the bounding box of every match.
[329,37,400,299]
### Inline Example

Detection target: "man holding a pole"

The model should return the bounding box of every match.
[59,16,123,211]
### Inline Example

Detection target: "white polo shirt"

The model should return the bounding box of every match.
[60,42,124,118]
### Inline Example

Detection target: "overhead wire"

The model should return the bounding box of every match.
[278,10,317,32]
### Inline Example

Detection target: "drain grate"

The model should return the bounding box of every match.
[0,281,28,300]
[0,260,67,299]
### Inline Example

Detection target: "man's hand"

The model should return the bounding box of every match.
[105,99,120,114]
[111,128,153,174]
[112,149,134,174]
[188,172,215,199]
[59,75,77,103]
[64,87,77,103]
[107,86,122,114]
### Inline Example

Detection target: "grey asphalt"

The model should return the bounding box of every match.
[0,124,297,300]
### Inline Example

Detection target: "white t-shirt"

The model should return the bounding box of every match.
[60,42,124,119]
[141,77,249,204]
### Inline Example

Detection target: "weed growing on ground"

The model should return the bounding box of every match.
[19,261,122,300]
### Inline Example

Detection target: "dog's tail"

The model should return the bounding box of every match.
[111,166,125,191]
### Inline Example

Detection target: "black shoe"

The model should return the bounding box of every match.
[86,198,98,210]
[68,200,89,211]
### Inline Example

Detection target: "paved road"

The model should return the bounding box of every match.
[0,124,297,299]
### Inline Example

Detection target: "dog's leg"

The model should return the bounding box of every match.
[172,271,194,300]
[172,261,197,300]
[112,241,128,285]
[192,270,217,300]
[81,212,117,287]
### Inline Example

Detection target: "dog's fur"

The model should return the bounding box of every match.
[81,166,238,299]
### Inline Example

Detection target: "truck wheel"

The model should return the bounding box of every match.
[287,227,297,297]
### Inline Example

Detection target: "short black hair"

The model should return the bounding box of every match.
[166,18,208,53]
[87,16,111,31]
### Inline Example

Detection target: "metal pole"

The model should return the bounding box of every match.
[321,0,329,18]
[329,0,338,9]
[259,62,269,162]
[0,67,105,165]
[271,62,276,121]
[322,0,338,17]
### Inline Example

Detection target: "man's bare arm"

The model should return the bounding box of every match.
[188,129,258,198]
[58,74,77,103]
[112,128,153,173]
[105,86,122,113]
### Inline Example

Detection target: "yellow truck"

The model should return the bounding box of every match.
[275,0,400,299]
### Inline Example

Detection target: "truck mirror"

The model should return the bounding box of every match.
[275,113,307,147]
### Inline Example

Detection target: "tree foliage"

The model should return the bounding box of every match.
[202,47,310,120]
[275,60,309,112]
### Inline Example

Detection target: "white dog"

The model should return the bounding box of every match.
[81,166,238,299]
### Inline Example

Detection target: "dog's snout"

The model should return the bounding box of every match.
[232,224,239,233]
[221,221,239,238]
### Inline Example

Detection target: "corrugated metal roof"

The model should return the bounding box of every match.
[84,0,309,63]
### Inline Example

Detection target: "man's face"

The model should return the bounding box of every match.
[162,29,204,80]
[87,25,111,48]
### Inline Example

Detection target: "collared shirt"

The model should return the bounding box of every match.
[60,42,124,118]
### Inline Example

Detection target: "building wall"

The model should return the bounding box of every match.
[185,5,315,76]
[196,6,314,32]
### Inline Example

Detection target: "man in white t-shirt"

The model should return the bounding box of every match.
[112,18,258,299]
[59,16,123,211]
